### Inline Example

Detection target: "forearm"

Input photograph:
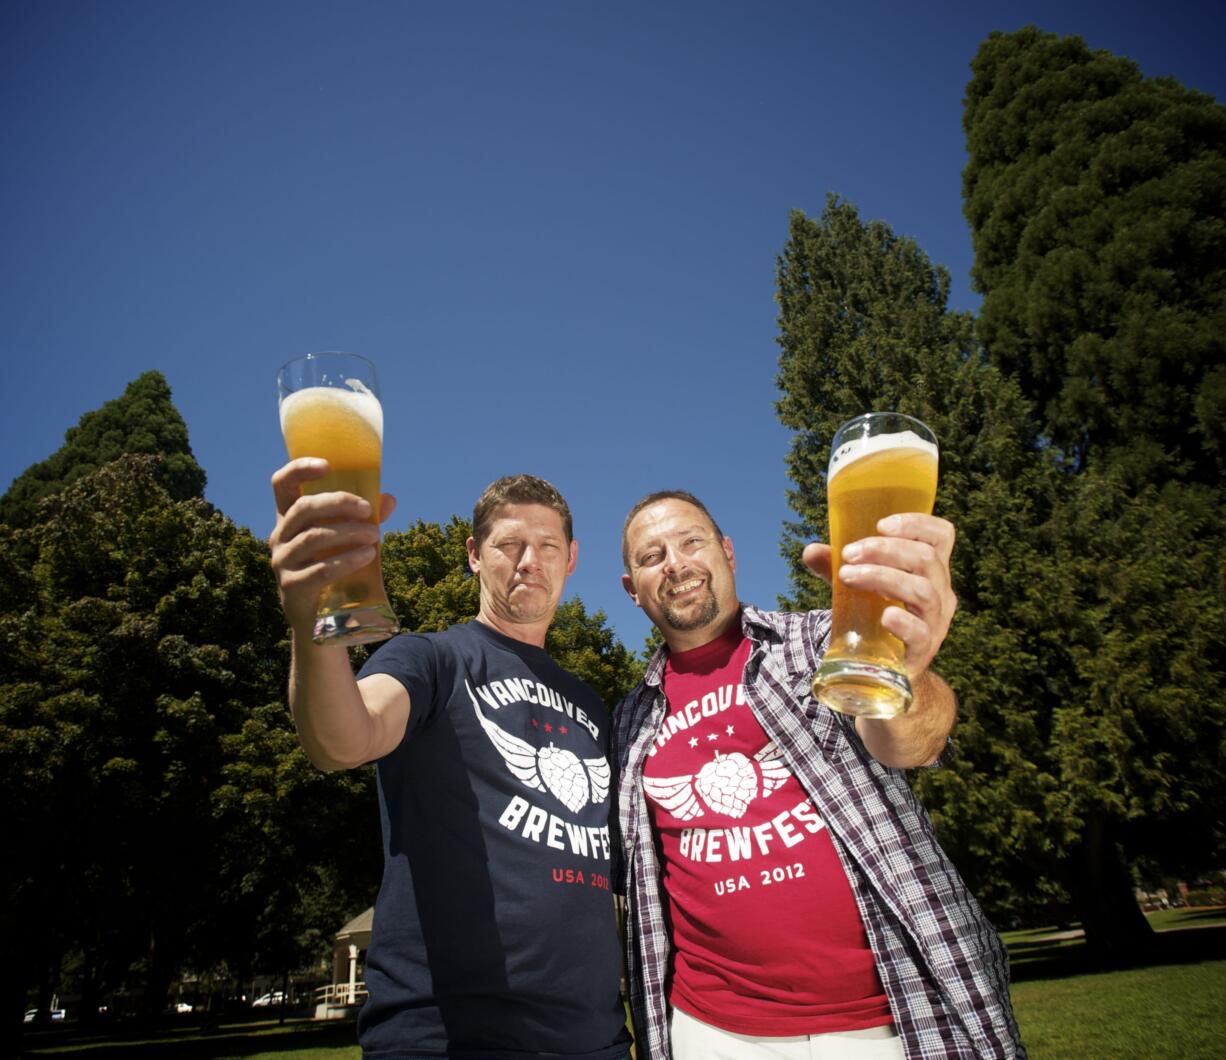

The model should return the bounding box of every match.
[855,669,956,769]
[287,632,379,771]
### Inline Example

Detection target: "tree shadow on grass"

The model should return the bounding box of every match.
[1009,923,1226,982]
[22,1018,359,1058]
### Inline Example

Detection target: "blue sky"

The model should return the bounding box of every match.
[2,1,1222,651]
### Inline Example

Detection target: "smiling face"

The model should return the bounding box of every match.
[621,497,739,651]
[467,502,578,645]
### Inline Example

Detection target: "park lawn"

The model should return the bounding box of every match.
[1010,959,1226,1059]
[21,1017,361,1059]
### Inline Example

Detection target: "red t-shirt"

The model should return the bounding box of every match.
[643,621,893,1035]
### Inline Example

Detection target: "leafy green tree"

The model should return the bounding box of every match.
[0,371,207,529]
[210,701,379,1017]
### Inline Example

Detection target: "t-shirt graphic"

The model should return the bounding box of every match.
[644,738,789,821]
[644,619,891,1037]
[470,680,611,814]
[355,620,629,1060]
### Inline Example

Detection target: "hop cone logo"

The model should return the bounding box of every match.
[695,752,758,818]
[538,745,591,813]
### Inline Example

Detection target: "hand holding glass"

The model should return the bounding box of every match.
[277,352,400,645]
[812,413,938,718]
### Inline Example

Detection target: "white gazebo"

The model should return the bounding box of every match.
[314,906,373,1019]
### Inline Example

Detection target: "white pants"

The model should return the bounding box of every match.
[670,1006,906,1060]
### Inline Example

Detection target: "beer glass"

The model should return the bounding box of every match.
[277,352,400,645]
[812,412,938,718]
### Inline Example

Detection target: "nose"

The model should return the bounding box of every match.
[518,545,543,572]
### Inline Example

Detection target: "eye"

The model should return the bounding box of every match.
[639,550,663,566]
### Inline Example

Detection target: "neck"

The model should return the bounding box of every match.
[474,609,550,649]
[662,610,741,654]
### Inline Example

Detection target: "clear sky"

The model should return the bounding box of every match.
[2,0,1222,652]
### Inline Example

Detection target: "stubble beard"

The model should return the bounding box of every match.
[497,580,554,624]
[659,581,720,633]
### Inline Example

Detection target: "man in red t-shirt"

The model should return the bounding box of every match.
[615,490,1019,1060]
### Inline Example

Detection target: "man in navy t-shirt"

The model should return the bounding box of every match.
[270,467,630,1060]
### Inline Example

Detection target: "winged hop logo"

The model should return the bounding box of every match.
[467,681,610,813]
[644,743,791,820]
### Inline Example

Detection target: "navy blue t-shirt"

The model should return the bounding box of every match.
[356,619,630,1060]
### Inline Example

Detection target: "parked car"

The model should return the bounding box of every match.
[251,991,286,1008]
[23,1009,66,1024]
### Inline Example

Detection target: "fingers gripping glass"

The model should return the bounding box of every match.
[277,352,400,645]
[812,412,938,719]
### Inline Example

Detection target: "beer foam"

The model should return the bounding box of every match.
[280,383,383,441]
[828,429,937,481]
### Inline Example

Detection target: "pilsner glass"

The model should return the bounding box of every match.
[812,412,938,718]
[277,352,400,645]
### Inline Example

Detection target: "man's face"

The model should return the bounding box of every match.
[467,503,577,628]
[621,498,738,649]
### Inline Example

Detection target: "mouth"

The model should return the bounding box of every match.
[663,577,705,600]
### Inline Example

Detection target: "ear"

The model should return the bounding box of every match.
[566,538,578,576]
[466,536,480,575]
[621,572,640,606]
[723,536,736,573]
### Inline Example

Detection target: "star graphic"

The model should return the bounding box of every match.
[560,725,569,734]
[706,732,718,742]
[688,737,699,748]
[544,722,553,733]
[726,725,735,736]
[531,718,539,728]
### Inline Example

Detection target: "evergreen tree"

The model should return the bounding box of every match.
[0,456,288,1027]
[776,190,1226,961]
[961,26,1226,957]
[0,371,207,530]
[963,26,1226,484]
[775,195,1069,931]
[0,379,645,1044]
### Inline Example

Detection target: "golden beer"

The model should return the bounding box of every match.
[813,415,938,718]
[278,354,399,645]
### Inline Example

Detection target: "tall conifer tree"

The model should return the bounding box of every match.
[0,371,207,529]
[962,27,1226,956]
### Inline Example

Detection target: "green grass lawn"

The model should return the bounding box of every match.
[1012,959,1226,1059]
[20,1017,361,1059]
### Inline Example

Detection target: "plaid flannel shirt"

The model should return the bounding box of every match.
[613,606,1025,1060]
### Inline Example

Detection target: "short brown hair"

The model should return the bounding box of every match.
[621,490,724,571]
[472,475,573,547]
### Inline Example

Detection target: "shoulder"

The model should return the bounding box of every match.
[742,605,831,672]
[357,631,444,689]
[613,679,649,717]
[743,605,830,644]
[611,678,654,749]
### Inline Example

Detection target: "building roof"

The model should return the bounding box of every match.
[336,906,374,940]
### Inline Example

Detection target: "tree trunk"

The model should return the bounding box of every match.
[143,929,174,1019]
[0,960,30,1057]
[1070,810,1154,964]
